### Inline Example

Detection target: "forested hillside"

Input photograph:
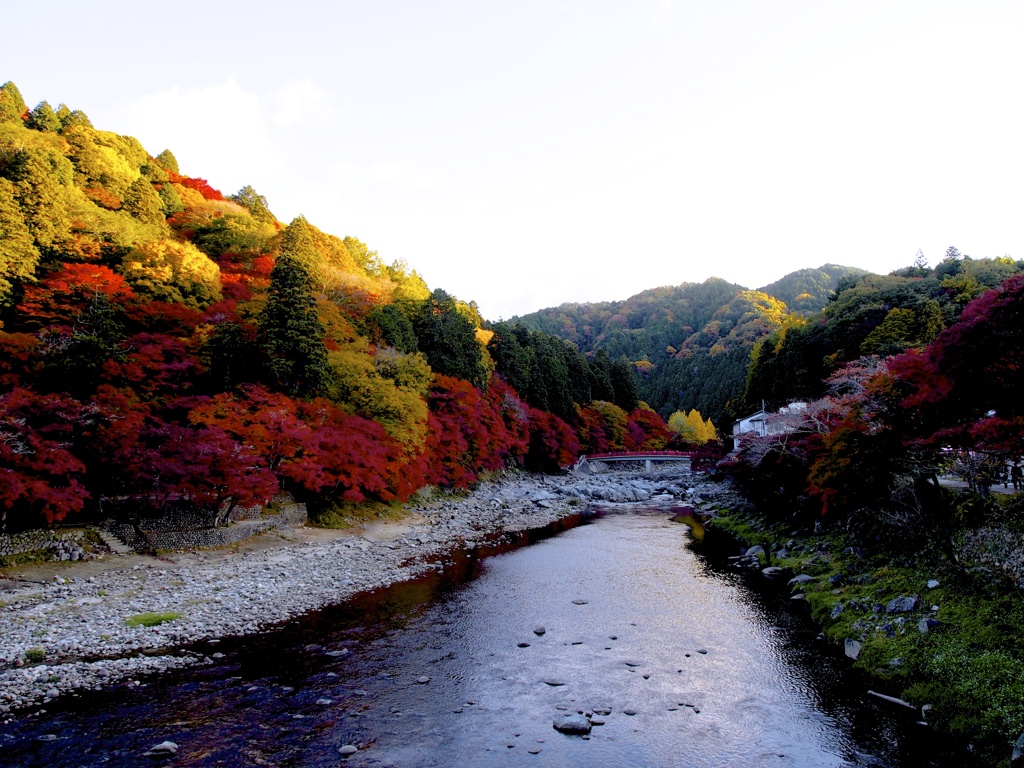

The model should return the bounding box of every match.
[756,263,871,314]
[0,80,675,534]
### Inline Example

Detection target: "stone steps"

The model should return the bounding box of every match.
[93,527,134,555]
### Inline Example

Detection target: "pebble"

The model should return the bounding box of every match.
[0,467,729,716]
[416,676,431,684]
[338,744,358,756]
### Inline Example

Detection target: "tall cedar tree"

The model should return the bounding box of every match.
[257,255,331,398]
[412,289,487,388]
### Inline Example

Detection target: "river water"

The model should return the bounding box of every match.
[1,506,933,767]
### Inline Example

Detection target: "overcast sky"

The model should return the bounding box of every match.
[5,1,1024,319]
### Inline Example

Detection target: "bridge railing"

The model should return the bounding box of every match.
[584,450,693,460]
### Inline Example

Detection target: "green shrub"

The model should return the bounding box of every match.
[125,611,180,627]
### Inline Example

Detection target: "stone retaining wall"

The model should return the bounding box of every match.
[962,526,1024,587]
[104,501,307,553]
[0,529,91,562]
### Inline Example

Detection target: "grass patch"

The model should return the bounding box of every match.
[125,611,180,627]
[709,505,1024,765]
[24,647,46,663]
[309,499,410,529]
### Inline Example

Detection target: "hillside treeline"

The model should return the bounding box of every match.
[0,81,675,533]
[514,254,1023,429]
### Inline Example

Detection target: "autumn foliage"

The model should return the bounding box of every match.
[0,81,665,533]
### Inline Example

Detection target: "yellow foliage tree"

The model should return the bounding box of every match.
[667,408,718,445]
[328,344,429,453]
[120,238,222,307]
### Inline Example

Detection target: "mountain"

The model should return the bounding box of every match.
[510,267,870,425]
[757,263,873,314]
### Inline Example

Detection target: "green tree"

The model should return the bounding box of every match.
[589,349,616,402]
[257,254,331,397]
[59,109,93,131]
[155,149,179,174]
[158,183,184,215]
[279,216,324,284]
[0,82,27,124]
[488,322,533,395]
[412,289,487,387]
[230,185,276,225]
[122,176,165,225]
[120,239,222,307]
[201,321,265,391]
[0,178,40,305]
[26,101,61,132]
[367,304,418,353]
[610,357,640,412]
[4,147,74,252]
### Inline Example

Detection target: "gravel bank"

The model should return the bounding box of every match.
[0,465,733,718]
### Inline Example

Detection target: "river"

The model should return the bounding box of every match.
[0,506,935,767]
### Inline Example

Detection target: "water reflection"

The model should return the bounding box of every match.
[2,506,921,767]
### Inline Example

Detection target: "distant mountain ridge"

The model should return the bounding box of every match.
[509,264,876,425]
[757,263,873,315]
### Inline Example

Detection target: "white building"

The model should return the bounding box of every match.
[732,402,807,451]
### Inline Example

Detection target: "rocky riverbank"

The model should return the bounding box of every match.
[0,465,734,719]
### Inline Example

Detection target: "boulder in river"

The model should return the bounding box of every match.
[553,714,592,734]
[144,741,179,756]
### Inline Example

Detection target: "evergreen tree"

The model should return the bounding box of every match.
[487,322,533,395]
[412,289,487,388]
[59,109,93,131]
[0,178,40,305]
[279,216,323,284]
[257,255,331,398]
[589,349,616,402]
[563,342,593,406]
[367,304,418,353]
[230,185,276,225]
[202,321,265,391]
[0,81,27,124]
[5,147,74,252]
[123,176,165,225]
[158,182,185,215]
[610,357,640,412]
[155,149,180,174]
[26,101,61,132]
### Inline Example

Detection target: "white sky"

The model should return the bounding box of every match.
[4,0,1024,320]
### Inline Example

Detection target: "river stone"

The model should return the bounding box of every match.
[788,574,815,586]
[886,595,918,613]
[1011,731,1024,766]
[762,566,784,577]
[918,617,943,634]
[845,638,862,660]
[572,599,588,605]
[518,642,531,648]
[553,714,591,734]
[37,734,57,742]
[543,679,566,686]
[745,545,765,558]
[623,708,637,716]
[416,676,431,684]
[339,744,358,756]
[533,626,546,636]
[145,741,179,755]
